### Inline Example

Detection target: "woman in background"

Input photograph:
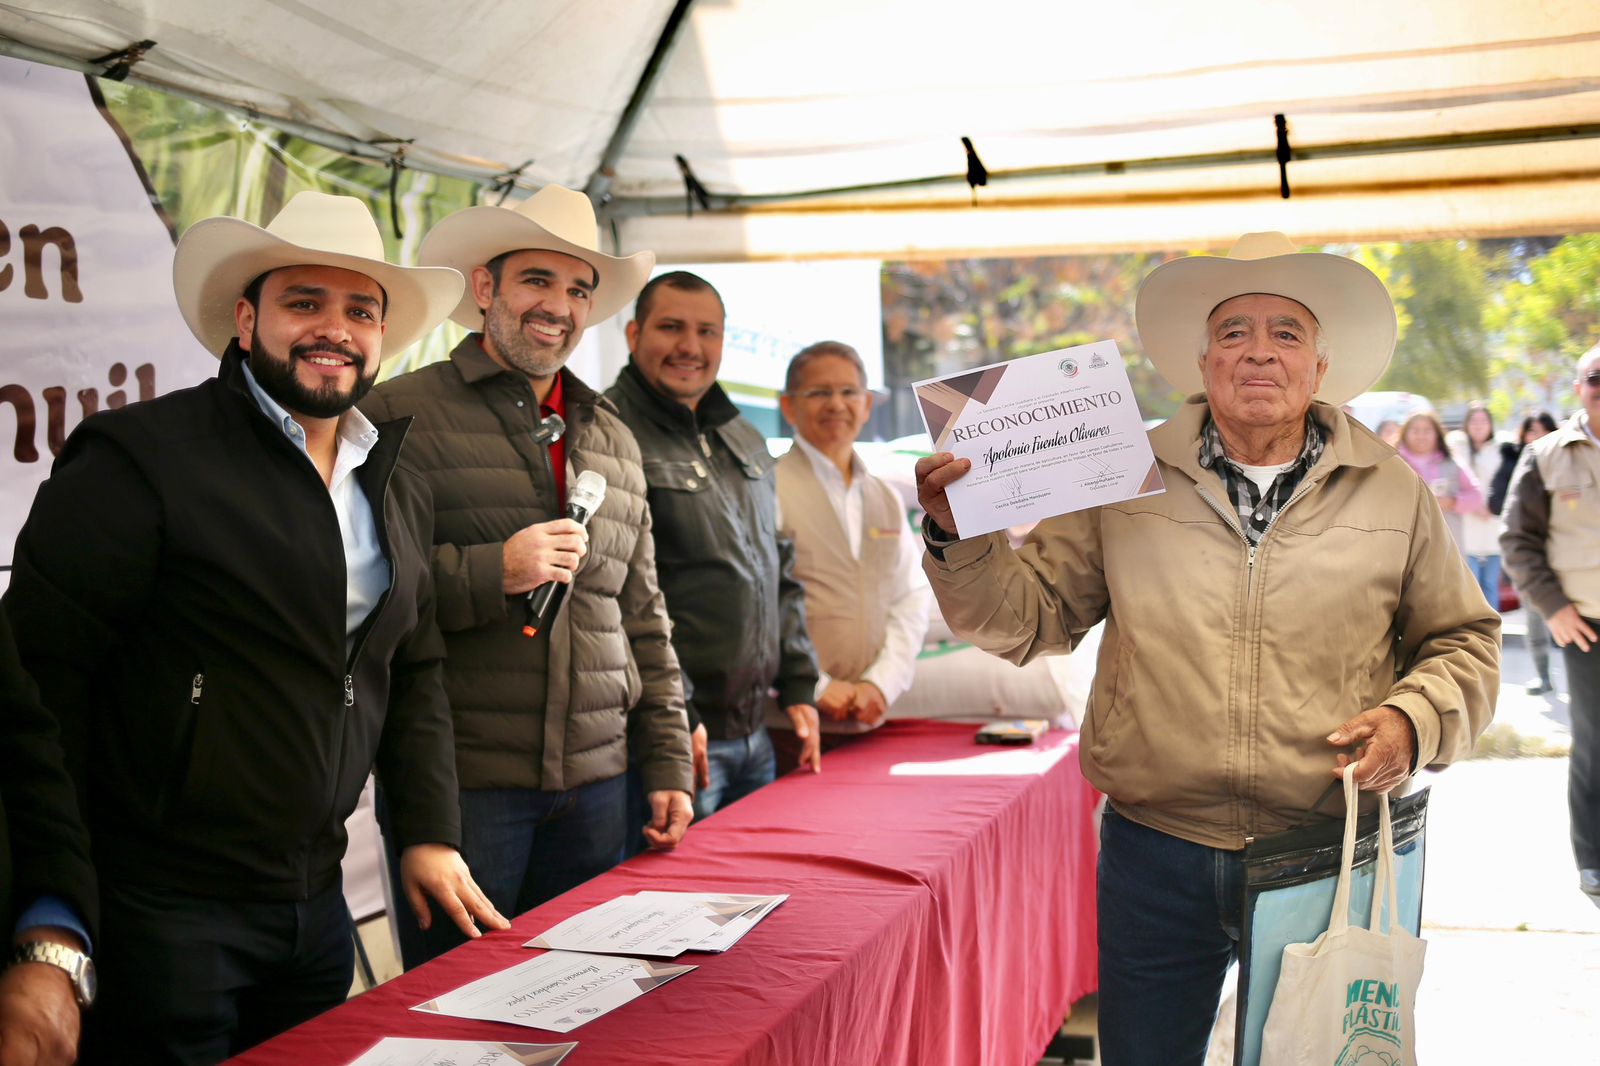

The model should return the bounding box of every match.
[1456,404,1505,608]
[1492,412,1561,694]
[1398,411,1482,550]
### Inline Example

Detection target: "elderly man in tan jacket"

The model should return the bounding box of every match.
[915,234,1499,1066]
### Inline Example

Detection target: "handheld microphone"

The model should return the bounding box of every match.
[522,469,607,638]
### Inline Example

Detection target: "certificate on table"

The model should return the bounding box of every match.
[411,951,694,1033]
[913,340,1164,537]
[526,892,766,958]
[345,1037,578,1066]
[630,891,788,952]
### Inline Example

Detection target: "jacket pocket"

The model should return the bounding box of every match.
[640,458,715,558]
[1087,637,1136,762]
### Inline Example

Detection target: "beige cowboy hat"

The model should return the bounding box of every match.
[1134,231,1397,406]
[173,191,464,358]
[418,184,656,328]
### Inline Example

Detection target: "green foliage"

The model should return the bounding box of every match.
[1369,240,1491,401]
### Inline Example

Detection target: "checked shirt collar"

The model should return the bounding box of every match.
[1198,414,1324,546]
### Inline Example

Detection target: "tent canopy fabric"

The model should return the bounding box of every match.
[5,0,1600,260]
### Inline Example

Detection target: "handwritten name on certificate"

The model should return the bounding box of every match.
[913,341,1164,537]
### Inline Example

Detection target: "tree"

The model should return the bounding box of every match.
[1490,234,1600,413]
[1363,240,1491,403]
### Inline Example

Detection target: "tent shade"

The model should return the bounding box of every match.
[4,0,1600,259]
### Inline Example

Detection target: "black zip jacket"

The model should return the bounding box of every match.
[3,345,459,900]
[605,362,818,739]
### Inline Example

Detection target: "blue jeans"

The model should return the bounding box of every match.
[378,774,626,970]
[1466,554,1501,608]
[1097,806,1243,1066]
[696,724,775,819]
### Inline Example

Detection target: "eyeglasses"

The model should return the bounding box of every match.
[1580,372,1600,388]
[791,387,868,403]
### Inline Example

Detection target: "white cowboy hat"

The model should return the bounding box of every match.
[418,184,655,328]
[1134,231,1397,406]
[173,191,464,358]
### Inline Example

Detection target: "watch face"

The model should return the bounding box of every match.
[78,956,98,1007]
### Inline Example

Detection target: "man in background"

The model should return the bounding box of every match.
[608,272,822,817]
[770,341,929,761]
[1502,342,1600,904]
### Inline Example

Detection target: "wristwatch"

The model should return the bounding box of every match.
[10,941,97,1008]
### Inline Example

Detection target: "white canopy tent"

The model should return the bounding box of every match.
[4,0,1600,260]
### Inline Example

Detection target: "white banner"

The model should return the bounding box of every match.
[0,55,214,583]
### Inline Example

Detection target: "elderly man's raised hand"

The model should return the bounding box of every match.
[914,453,971,539]
[1327,706,1416,794]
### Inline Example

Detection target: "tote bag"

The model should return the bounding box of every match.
[1258,765,1427,1066]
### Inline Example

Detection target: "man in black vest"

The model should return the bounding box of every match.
[4,192,507,1063]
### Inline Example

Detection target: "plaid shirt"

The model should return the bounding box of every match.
[1198,415,1325,545]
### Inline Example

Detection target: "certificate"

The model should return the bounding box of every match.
[913,340,1164,536]
[411,951,694,1033]
[345,1037,577,1066]
[630,891,788,952]
[526,893,766,958]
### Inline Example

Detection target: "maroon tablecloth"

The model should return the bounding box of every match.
[233,720,1100,1066]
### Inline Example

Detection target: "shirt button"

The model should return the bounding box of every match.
[516,400,525,408]
[685,478,698,489]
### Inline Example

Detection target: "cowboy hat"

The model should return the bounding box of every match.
[1134,232,1397,406]
[418,184,655,328]
[173,191,464,358]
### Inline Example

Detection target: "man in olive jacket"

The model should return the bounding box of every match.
[363,186,693,968]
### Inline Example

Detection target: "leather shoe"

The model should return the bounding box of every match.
[1526,678,1553,695]
[1581,869,1600,897]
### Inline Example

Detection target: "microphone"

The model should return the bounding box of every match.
[531,412,565,446]
[522,469,607,638]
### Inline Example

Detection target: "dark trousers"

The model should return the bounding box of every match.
[379,775,626,970]
[1562,631,1600,870]
[83,879,352,1066]
[1096,806,1243,1066]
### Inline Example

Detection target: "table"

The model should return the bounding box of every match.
[234,720,1100,1066]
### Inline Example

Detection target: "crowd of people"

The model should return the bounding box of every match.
[0,186,1593,1066]
[1376,405,1563,694]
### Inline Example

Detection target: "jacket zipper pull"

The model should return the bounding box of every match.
[190,673,204,704]
[343,675,355,707]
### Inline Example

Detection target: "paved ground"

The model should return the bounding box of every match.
[1049,612,1599,1065]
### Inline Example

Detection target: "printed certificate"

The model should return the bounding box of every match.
[526,893,767,958]
[913,340,1164,536]
[630,892,788,952]
[345,1037,577,1066]
[411,951,694,1033]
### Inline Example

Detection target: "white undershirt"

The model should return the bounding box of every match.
[1234,460,1297,496]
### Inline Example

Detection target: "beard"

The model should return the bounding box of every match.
[247,326,378,420]
[483,298,576,379]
